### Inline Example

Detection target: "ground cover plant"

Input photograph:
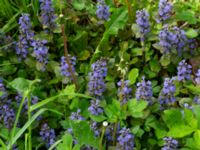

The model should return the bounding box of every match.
[0,0,200,149]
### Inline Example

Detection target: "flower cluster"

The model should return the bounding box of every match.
[117,127,134,150]
[162,137,178,150]
[194,96,200,104]
[0,32,14,52]
[96,0,110,21]
[159,78,176,105]
[157,0,173,23]
[0,79,8,100]
[70,109,85,120]
[39,0,57,29]
[16,14,34,60]
[60,55,76,78]
[173,26,188,56]
[177,60,192,81]
[32,40,49,71]
[88,59,107,97]
[88,99,103,115]
[117,80,132,104]
[0,104,15,129]
[195,69,200,85]
[159,26,187,55]
[90,121,101,137]
[135,77,153,103]
[136,9,150,41]
[188,39,198,54]
[40,123,56,148]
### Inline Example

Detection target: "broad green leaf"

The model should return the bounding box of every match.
[105,100,121,122]
[184,84,200,95]
[184,109,198,129]
[193,106,200,128]
[128,99,148,118]
[160,55,170,67]
[175,10,197,24]
[163,109,196,138]
[128,68,139,84]
[145,115,166,139]
[150,60,161,73]
[167,125,195,138]
[9,78,32,93]
[72,144,81,150]
[72,31,88,52]
[162,109,184,128]
[72,0,85,10]
[70,121,99,148]
[186,29,198,38]
[56,134,73,150]
[90,114,107,122]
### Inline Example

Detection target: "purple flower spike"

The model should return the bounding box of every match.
[0,104,15,129]
[40,123,56,148]
[60,55,76,79]
[88,99,103,115]
[32,40,49,71]
[159,78,176,105]
[135,77,153,103]
[88,59,107,97]
[117,127,134,150]
[96,0,110,21]
[157,0,173,23]
[177,60,192,81]
[39,0,57,29]
[136,9,150,41]
[195,69,200,85]
[162,137,178,150]
[117,80,132,104]
[16,14,34,60]
[159,25,187,55]
[70,109,85,121]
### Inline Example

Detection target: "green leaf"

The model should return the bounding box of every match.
[93,7,128,60]
[186,29,198,38]
[1,62,17,75]
[184,84,200,95]
[90,114,107,122]
[105,100,121,122]
[128,68,139,84]
[72,0,85,10]
[193,106,200,128]
[162,109,196,138]
[70,121,99,148]
[72,31,88,51]
[9,78,32,93]
[150,60,161,73]
[160,55,170,67]
[175,10,197,24]
[56,134,73,150]
[128,99,148,118]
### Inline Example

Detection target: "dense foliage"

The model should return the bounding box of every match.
[0,0,200,149]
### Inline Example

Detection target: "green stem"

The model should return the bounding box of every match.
[27,92,32,150]
[99,126,106,150]
[125,0,132,21]
[112,121,118,146]
[141,40,145,63]
[9,90,29,149]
